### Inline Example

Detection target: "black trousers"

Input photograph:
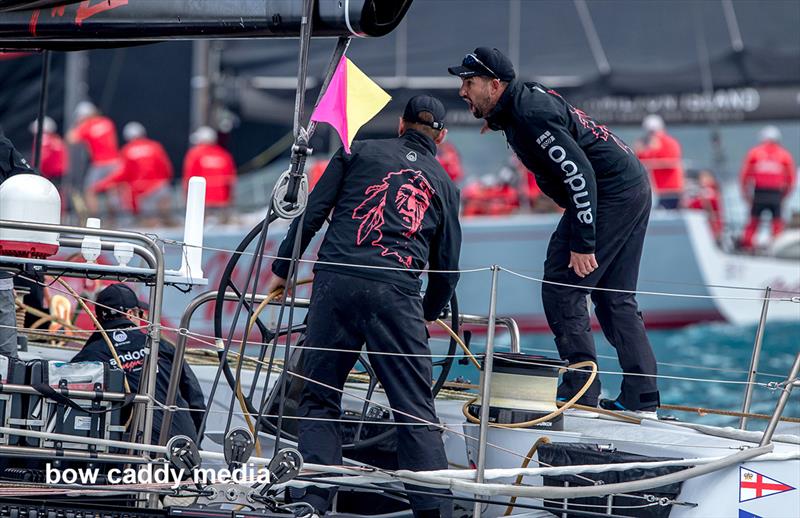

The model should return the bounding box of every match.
[293,270,451,516]
[542,181,660,410]
[750,188,784,218]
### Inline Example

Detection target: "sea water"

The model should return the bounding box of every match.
[443,321,799,430]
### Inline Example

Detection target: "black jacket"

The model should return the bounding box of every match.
[272,129,462,321]
[0,133,35,183]
[485,80,649,253]
[72,318,206,443]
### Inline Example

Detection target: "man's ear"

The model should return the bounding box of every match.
[435,128,448,146]
[398,117,406,136]
[491,77,502,94]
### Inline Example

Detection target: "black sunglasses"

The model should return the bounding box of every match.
[463,53,498,79]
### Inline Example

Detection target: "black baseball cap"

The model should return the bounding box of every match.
[402,95,446,130]
[448,47,516,82]
[96,283,141,315]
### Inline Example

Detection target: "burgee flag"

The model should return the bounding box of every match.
[311,55,391,154]
[739,467,795,502]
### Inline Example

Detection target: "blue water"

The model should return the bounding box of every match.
[444,322,799,429]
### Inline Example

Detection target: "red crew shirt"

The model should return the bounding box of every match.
[35,132,68,179]
[72,115,119,164]
[636,131,685,194]
[94,138,173,213]
[182,143,236,207]
[740,142,796,194]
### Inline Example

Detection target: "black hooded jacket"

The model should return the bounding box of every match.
[272,129,462,321]
[72,318,206,442]
[485,80,649,253]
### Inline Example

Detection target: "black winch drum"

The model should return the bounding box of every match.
[470,353,568,431]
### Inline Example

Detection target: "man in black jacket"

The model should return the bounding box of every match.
[449,48,659,414]
[267,96,461,518]
[0,133,38,358]
[72,283,206,442]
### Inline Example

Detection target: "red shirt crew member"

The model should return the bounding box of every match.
[182,126,236,207]
[67,101,120,217]
[67,101,119,186]
[29,116,68,182]
[740,126,796,249]
[636,114,685,209]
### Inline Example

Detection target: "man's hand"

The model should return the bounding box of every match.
[266,274,286,295]
[568,252,598,278]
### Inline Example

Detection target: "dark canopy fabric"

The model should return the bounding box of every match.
[222,0,800,126]
[223,0,800,89]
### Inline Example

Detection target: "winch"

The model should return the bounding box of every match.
[469,353,567,430]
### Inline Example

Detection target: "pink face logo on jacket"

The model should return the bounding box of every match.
[352,169,435,268]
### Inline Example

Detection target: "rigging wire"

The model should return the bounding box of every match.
[156,238,800,297]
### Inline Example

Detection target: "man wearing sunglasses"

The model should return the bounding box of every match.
[449,47,660,416]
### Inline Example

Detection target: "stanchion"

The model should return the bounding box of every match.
[740,286,771,429]
[473,265,500,518]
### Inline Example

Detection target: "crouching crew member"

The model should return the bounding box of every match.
[72,283,206,442]
[268,95,462,518]
[94,122,174,225]
[449,47,659,414]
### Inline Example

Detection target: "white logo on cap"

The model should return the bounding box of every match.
[406,151,417,162]
[112,330,128,342]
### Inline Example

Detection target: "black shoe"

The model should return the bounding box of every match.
[289,505,320,518]
[599,398,658,419]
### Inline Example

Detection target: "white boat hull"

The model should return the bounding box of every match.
[463,414,800,518]
[685,211,800,326]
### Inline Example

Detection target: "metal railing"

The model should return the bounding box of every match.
[0,219,165,448]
